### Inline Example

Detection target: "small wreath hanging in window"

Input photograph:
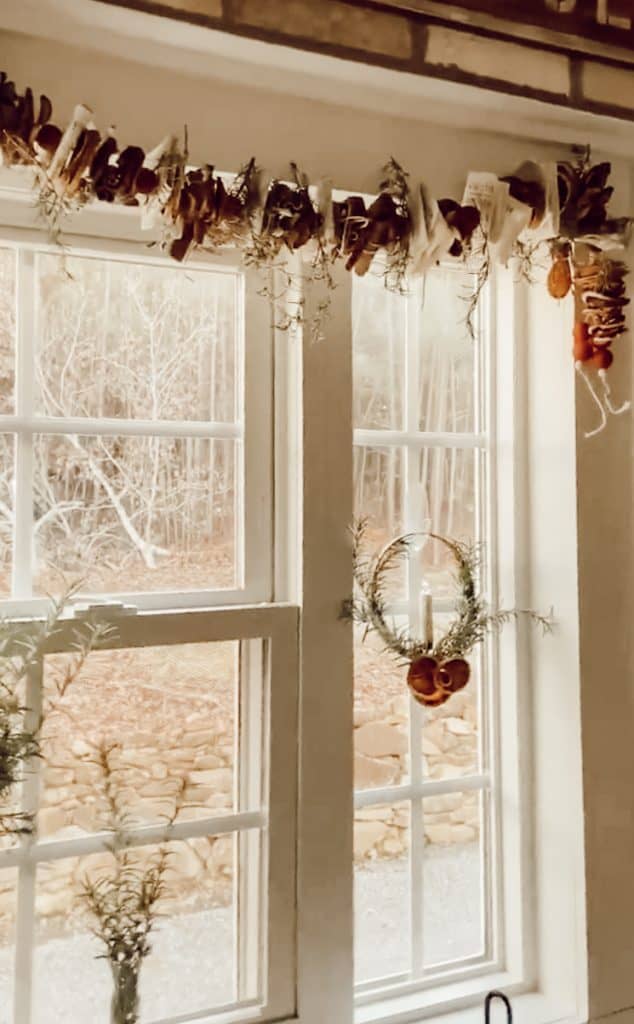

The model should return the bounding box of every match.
[347,520,551,708]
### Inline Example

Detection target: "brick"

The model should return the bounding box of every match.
[154,0,222,16]
[232,0,412,60]
[425,26,570,96]
[582,61,634,111]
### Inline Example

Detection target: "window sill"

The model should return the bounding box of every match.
[354,973,585,1024]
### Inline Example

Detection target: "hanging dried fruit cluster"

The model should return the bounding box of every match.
[572,255,629,371]
[553,159,630,360]
[0,69,630,429]
[530,155,632,433]
[247,163,323,264]
[165,157,259,262]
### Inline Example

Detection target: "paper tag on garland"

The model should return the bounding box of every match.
[299,177,334,267]
[492,194,532,265]
[461,171,532,265]
[517,161,561,246]
[250,169,271,237]
[409,181,432,268]
[462,172,510,243]
[316,177,335,247]
[410,188,456,276]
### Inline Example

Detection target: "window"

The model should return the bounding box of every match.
[351,268,499,999]
[0,193,529,1024]
[0,230,296,1024]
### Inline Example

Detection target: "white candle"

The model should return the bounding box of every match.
[419,581,434,651]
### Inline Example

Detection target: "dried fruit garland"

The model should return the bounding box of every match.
[0,70,480,282]
[0,70,631,432]
[348,522,550,708]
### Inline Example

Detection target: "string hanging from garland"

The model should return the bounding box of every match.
[346,521,552,708]
[0,71,631,433]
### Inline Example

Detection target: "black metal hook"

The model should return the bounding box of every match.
[485,991,513,1024]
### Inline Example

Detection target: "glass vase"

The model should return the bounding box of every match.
[110,962,140,1024]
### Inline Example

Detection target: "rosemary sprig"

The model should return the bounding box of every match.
[0,587,109,837]
[463,229,490,342]
[379,157,412,295]
[79,742,185,1024]
[347,518,552,666]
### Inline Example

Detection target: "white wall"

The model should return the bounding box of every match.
[575,184,634,1022]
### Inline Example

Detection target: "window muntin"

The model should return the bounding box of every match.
[352,267,496,999]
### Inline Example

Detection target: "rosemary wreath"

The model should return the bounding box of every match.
[347,519,551,707]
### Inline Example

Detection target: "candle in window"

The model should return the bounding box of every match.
[419,580,434,651]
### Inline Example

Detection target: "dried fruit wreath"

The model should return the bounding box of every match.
[347,522,550,707]
[0,71,630,431]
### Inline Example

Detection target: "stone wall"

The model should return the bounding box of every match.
[0,688,479,926]
[354,686,480,861]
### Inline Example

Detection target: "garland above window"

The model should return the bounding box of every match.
[0,70,630,433]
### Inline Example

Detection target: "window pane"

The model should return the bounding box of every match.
[352,267,479,435]
[0,247,16,415]
[354,626,409,791]
[40,641,242,837]
[354,442,407,604]
[353,447,478,599]
[32,835,244,1023]
[354,802,410,984]
[414,449,477,597]
[35,253,239,423]
[352,273,406,431]
[0,434,13,597]
[0,868,17,1017]
[33,434,239,595]
[354,444,404,545]
[416,268,478,434]
[139,835,241,1019]
[421,789,485,967]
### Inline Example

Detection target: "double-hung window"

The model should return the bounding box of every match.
[0,180,526,1024]
[0,216,296,1024]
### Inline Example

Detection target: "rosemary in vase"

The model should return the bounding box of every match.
[82,847,168,1024]
[79,743,182,1024]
